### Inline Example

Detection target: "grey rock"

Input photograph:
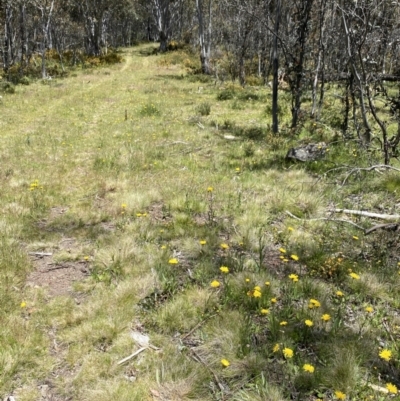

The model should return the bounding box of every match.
[286,142,327,162]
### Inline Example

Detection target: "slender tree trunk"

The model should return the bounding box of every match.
[3,2,12,78]
[196,0,212,74]
[19,2,27,77]
[272,0,281,134]
[312,0,327,119]
[291,0,314,129]
[341,5,371,143]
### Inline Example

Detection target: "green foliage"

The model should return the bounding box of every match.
[139,102,161,116]
[217,88,235,100]
[2,44,400,401]
[0,81,15,93]
[196,101,211,116]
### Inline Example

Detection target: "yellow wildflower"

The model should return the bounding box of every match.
[207,186,213,192]
[289,273,299,282]
[211,280,220,288]
[349,272,360,280]
[220,266,229,273]
[280,321,287,326]
[245,278,250,282]
[20,301,27,308]
[321,314,331,321]
[121,203,127,208]
[261,308,269,315]
[365,306,374,313]
[253,289,262,298]
[200,240,207,245]
[336,290,344,297]
[352,236,359,240]
[303,364,315,373]
[271,297,277,303]
[283,348,294,358]
[305,319,313,327]
[379,349,392,361]
[334,391,346,400]
[308,299,321,309]
[220,243,229,250]
[273,343,280,353]
[386,383,398,394]
[288,227,294,231]
[279,248,286,253]
[290,254,299,261]
[254,285,261,291]
[221,359,230,367]
[168,258,178,264]
[265,281,270,286]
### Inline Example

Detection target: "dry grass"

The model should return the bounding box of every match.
[1,44,400,400]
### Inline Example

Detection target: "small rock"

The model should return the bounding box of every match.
[286,142,327,162]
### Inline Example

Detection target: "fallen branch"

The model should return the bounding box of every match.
[285,211,365,231]
[181,314,216,341]
[365,223,400,235]
[189,348,227,394]
[332,209,400,221]
[117,347,147,365]
[341,165,400,186]
[28,252,53,257]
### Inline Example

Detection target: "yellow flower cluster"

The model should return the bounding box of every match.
[283,347,294,358]
[308,299,321,309]
[303,363,314,373]
[335,390,346,400]
[29,179,40,191]
[379,349,392,361]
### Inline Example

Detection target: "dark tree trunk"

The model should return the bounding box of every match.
[291,0,314,129]
[19,2,27,77]
[3,2,13,77]
[272,0,281,134]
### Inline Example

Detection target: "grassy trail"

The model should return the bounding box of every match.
[1,45,400,401]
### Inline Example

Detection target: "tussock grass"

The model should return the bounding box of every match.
[1,44,400,400]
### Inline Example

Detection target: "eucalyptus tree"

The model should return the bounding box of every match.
[196,0,212,74]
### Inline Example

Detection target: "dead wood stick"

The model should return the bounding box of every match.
[332,208,400,221]
[117,347,147,365]
[28,252,53,257]
[181,314,216,341]
[285,211,365,231]
[189,348,226,393]
[365,223,400,235]
[342,165,400,186]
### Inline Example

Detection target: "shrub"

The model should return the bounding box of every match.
[139,102,161,116]
[100,52,123,64]
[0,81,15,94]
[196,102,211,116]
[19,76,31,85]
[217,89,235,101]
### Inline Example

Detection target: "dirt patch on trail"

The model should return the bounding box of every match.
[27,254,89,297]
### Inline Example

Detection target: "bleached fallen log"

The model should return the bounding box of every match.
[117,347,147,365]
[332,209,400,221]
[285,211,365,231]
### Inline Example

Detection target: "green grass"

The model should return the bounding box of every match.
[1,44,400,400]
